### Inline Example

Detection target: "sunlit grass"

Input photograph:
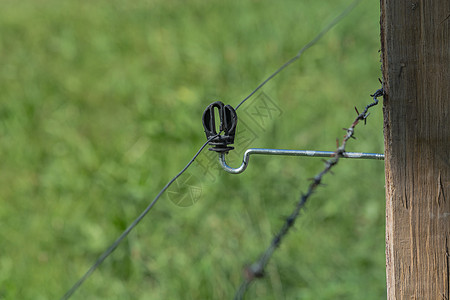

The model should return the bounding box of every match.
[0,0,385,299]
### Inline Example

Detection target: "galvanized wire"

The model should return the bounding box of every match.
[60,135,218,300]
[234,0,363,111]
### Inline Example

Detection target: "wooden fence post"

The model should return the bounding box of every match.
[380,0,450,298]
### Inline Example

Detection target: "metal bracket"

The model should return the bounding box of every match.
[219,148,384,174]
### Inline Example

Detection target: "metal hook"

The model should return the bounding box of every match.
[218,148,384,174]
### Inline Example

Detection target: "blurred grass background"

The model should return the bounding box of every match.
[0,0,386,299]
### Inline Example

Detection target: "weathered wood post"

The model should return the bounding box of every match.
[380,0,450,298]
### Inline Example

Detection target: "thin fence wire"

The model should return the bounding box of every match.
[235,0,362,111]
[234,88,383,300]
[60,135,218,300]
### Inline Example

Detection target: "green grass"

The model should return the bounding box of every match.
[0,0,386,299]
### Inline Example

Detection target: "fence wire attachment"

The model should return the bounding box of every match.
[202,96,384,174]
[202,101,238,153]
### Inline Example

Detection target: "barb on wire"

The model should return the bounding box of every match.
[234,0,362,111]
[234,89,383,300]
[60,135,218,300]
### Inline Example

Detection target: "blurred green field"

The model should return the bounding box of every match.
[0,0,386,299]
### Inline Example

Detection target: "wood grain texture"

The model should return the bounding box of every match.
[381,0,450,299]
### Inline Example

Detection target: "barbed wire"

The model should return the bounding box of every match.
[234,0,362,111]
[60,134,218,300]
[234,88,383,300]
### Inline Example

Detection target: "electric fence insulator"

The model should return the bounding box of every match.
[202,101,238,153]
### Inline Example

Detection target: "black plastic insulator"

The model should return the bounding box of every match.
[202,101,237,153]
